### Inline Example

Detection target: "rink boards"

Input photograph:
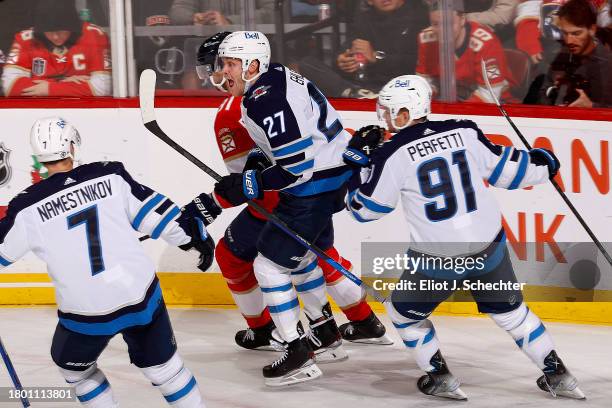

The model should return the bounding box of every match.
[0,99,611,324]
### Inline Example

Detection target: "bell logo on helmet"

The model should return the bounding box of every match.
[394,79,410,88]
[244,32,260,40]
[57,119,66,129]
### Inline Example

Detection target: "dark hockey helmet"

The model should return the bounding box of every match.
[196,31,231,90]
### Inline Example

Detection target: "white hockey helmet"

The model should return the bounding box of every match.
[377,75,432,130]
[217,31,271,82]
[30,117,81,163]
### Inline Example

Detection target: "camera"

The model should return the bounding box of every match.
[545,72,590,105]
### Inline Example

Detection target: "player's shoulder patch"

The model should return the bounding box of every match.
[419,27,437,44]
[17,29,33,43]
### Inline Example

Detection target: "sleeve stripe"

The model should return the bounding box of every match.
[508,150,529,190]
[150,206,180,239]
[357,192,394,214]
[349,207,374,223]
[0,253,12,267]
[272,137,313,158]
[276,153,306,167]
[132,193,165,230]
[285,159,315,175]
[488,146,512,186]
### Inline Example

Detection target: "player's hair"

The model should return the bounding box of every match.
[33,0,83,48]
[558,0,597,28]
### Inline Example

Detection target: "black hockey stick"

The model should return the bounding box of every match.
[138,69,387,303]
[480,59,612,268]
[0,337,30,407]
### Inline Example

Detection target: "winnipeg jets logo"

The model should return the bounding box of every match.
[250,85,271,101]
[0,143,12,187]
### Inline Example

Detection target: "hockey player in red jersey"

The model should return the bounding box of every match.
[416,0,516,103]
[185,33,392,356]
[1,0,111,97]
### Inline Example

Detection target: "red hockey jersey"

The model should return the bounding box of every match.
[213,95,279,217]
[416,21,515,103]
[2,22,111,97]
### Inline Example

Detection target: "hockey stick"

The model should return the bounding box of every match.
[0,337,30,407]
[480,59,612,268]
[138,69,387,303]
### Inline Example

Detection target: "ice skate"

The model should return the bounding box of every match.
[262,336,322,386]
[417,351,467,400]
[235,320,286,351]
[536,350,585,399]
[306,303,348,363]
[339,311,394,345]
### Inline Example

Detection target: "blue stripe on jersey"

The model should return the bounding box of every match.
[349,206,374,223]
[488,146,512,186]
[403,339,418,348]
[268,297,300,314]
[272,137,313,158]
[286,159,315,175]
[260,282,294,293]
[357,192,394,214]
[284,170,351,196]
[291,260,318,275]
[59,283,163,335]
[276,152,306,167]
[508,150,529,190]
[78,379,110,402]
[295,275,325,292]
[132,193,165,230]
[165,376,197,403]
[0,254,12,267]
[423,328,436,344]
[150,206,180,239]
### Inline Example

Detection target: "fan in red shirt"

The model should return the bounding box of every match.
[417,0,516,103]
[2,0,111,97]
[189,33,391,352]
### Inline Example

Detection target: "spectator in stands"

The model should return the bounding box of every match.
[532,0,611,107]
[417,0,516,102]
[169,0,275,25]
[514,0,610,64]
[298,0,429,98]
[1,0,111,97]
[466,0,519,30]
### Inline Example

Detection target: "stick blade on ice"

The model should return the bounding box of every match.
[139,69,157,125]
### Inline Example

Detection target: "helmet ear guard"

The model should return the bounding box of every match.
[30,117,81,163]
[377,75,433,130]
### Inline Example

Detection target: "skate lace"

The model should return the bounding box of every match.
[271,350,289,368]
[306,330,322,348]
[242,329,255,342]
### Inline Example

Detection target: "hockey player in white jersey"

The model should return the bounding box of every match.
[0,118,213,407]
[344,75,585,400]
[206,31,357,386]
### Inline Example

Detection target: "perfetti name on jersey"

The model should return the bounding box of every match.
[405,130,466,163]
[36,179,113,222]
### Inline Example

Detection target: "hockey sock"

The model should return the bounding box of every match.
[320,247,372,321]
[216,239,270,329]
[291,256,328,321]
[489,302,554,370]
[254,254,301,342]
[140,352,205,408]
[386,302,440,372]
[59,365,118,407]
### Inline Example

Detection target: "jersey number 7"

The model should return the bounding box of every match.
[67,204,106,275]
[418,150,477,221]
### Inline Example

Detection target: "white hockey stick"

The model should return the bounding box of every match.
[480,59,612,268]
[138,69,387,303]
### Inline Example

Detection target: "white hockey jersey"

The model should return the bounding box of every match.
[240,63,353,197]
[0,161,193,335]
[347,120,551,256]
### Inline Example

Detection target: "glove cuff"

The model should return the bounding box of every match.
[343,148,370,167]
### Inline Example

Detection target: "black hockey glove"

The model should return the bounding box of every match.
[214,171,264,206]
[343,125,386,167]
[178,218,215,272]
[243,147,273,172]
[181,192,222,227]
[529,148,560,179]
